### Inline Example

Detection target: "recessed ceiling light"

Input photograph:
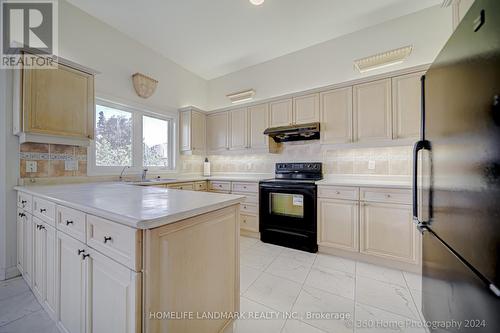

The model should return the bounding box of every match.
[250,0,265,6]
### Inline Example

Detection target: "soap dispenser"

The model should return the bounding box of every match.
[203,158,211,177]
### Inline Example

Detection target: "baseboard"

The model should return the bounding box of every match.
[318,246,422,274]
[240,230,260,239]
[0,266,21,281]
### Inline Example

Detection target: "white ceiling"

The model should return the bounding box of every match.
[66,0,442,80]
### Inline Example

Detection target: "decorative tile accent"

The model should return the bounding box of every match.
[20,143,87,178]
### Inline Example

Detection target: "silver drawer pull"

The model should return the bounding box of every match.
[104,236,112,243]
[66,220,74,226]
[40,208,47,213]
[21,200,27,204]
[336,191,340,194]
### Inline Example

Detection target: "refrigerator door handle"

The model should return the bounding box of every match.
[412,140,430,223]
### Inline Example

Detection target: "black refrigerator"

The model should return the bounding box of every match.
[414,0,500,331]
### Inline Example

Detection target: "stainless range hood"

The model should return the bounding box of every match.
[263,122,320,143]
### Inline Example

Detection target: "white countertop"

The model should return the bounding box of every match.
[132,174,272,186]
[15,183,245,229]
[316,175,412,189]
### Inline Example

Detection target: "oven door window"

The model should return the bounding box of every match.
[270,193,304,218]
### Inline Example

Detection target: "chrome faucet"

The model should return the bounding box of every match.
[141,168,148,181]
[119,166,130,181]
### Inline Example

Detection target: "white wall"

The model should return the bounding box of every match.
[207,5,452,110]
[58,0,208,113]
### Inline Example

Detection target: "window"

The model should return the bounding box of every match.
[89,99,174,175]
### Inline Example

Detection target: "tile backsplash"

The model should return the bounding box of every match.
[20,143,87,178]
[203,142,413,176]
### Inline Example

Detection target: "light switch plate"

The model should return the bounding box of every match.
[26,161,37,173]
[368,160,376,170]
[65,160,78,171]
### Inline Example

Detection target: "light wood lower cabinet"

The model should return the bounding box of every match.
[318,198,359,252]
[359,202,418,264]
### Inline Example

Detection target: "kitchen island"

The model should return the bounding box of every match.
[15,183,244,333]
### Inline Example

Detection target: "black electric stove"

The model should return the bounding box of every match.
[259,163,322,253]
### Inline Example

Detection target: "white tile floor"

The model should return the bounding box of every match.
[0,236,426,333]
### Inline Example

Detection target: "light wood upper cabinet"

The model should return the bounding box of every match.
[392,72,424,139]
[23,63,95,139]
[248,103,269,149]
[318,198,359,252]
[360,202,419,264]
[179,109,206,154]
[229,107,248,150]
[353,78,392,142]
[293,93,320,124]
[207,112,229,152]
[269,99,293,127]
[320,87,353,144]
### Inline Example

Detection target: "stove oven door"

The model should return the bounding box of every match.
[259,182,317,252]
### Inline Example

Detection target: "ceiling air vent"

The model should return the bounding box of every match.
[354,45,413,73]
[226,89,256,104]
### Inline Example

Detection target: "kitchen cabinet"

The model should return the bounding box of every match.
[248,103,269,149]
[32,217,46,302]
[229,107,249,150]
[207,112,229,152]
[318,198,359,252]
[320,87,353,144]
[16,209,24,274]
[360,201,418,264]
[56,231,87,333]
[392,72,424,139]
[179,108,206,154]
[269,99,293,127]
[87,248,140,333]
[293,93,320,124]
[353,78,392,142]
[167,182,195,191]
[21,62,95,141]
[23,213,34,287]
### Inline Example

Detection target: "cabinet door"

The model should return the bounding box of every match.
[179,111,191,152]
[191,111,206,152]
[44,224,57,319]
[320,87,353,144]
[32,217,46,302]
[207,112,229,152]
[23,213,34,286]
[23,63,95,139]
[87,249,140,333]
[360,202,419,264]
[353,78,392,142]
[248,103,269,149]
[318,199,359,252]
[269,99,293,127]
[293,93,319,124]
[57,232,87,333]
[229,108,248,150]
[16,209,24,274]
[392,72,424,139]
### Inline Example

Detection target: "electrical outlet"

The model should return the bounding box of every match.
[26,161,37,173]
[65,160,78,171]
[368,160,376,170]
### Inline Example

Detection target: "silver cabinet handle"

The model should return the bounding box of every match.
[104,236,112,243]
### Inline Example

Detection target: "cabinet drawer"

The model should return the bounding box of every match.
[56,205,86,242]
[232,193,258,204]
[208,181,231,192]
[194,181,207,191]
[167,182,195,191]
[33,197,56,226]
[231,182,258,193]
[240,203,258,215]
[318,186,358,200]
[86,215,142,271]
[241,214,258,232]
[360,187,411,204]
[17,192,33,213]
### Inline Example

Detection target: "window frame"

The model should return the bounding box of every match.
[88,97,176,176]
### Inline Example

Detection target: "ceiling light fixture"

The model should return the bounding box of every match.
[353,45,413,73]
[250,0,265,6]
[226,89,256,103]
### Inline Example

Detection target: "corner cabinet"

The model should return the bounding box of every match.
[179,108,206,154]
[17,60,96,145]
[207,112,229,153]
